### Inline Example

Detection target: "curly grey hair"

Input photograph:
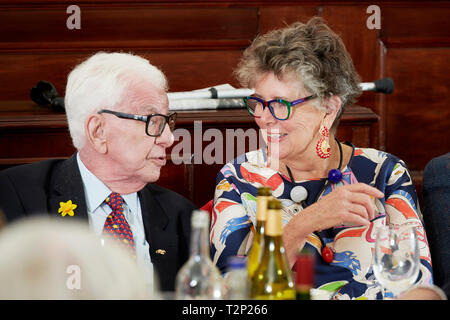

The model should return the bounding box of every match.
[235,17,362,131]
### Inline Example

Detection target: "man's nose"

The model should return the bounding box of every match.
[155,124,174,147]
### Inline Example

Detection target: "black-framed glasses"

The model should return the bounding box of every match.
[98,109,177,137]
[243,94,317,120]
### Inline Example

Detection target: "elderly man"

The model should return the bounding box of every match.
[0,52,196,293]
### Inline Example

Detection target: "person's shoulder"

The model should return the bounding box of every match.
[353,146,403,165]
[0,158,66,184]
[0,158,71,222]
[423,152,450,188]
[425,152,450,173]
[218,149,266,175]
[234,149,264,166]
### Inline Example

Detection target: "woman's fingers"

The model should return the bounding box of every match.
[345,192,375,221]
[314,183,383,229]
[346,183,384,198]
[347,202,371,221]
[343,211,371,227]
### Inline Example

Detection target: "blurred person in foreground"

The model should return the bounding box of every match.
[210,17,433,299]
[0,52,196,293]
[0,217,151,299]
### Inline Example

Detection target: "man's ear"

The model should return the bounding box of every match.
[85,114,107,154]
[323,95,342,130]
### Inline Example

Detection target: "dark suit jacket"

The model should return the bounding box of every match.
[0,154,196,292]
[422,152,450,297]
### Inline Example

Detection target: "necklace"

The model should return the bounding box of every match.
[285,137,343,264]
[285,137,343,186]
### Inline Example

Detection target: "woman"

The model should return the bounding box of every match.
[210,17,433,300]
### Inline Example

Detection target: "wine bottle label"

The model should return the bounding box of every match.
[265,209,282,236]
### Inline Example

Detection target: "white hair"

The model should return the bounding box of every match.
[0,217,153,299]
[64,52,168,149]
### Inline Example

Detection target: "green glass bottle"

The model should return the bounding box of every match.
[251,199,295,300]
[247,187,272,279]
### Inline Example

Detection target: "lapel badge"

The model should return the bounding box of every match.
[156,249,166,255]
[58,200,77,217]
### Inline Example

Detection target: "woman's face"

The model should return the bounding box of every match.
[253,72,326,165]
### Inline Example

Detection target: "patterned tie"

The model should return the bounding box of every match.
[103,192,136,255]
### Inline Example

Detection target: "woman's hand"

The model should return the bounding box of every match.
[306,182,384,230]
[283,183,384,267]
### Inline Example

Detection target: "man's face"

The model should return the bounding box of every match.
[102,80,174,188]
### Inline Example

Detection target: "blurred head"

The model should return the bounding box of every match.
[65,52,174,187]
[235,17,361,162]
[0,217,152,299]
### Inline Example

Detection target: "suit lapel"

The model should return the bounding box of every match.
[48,154,89,222]
[139,186,179,290]
[139,186,168,235]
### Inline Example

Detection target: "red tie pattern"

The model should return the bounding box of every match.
[103,192,136,255]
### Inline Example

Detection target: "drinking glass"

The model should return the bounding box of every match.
[373,225,420,298]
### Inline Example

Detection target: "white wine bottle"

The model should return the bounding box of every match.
[247,187,272,279]
[251,199,295,300]
[175,210,223,300]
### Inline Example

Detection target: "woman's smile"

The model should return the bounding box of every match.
[266,131,288,143]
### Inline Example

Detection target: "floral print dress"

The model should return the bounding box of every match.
[210,143,433,299]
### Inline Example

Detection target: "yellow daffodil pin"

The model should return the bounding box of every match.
[58,200,77,217]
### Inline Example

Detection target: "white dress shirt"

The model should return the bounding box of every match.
[76,153,154,293]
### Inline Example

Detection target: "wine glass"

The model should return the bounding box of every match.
[373,225,420,298]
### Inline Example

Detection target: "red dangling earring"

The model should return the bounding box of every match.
[316,125,331,159]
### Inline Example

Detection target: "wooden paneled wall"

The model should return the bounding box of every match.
[0,1,449,205]
[0,102,378,207]
[380,5,450,199]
